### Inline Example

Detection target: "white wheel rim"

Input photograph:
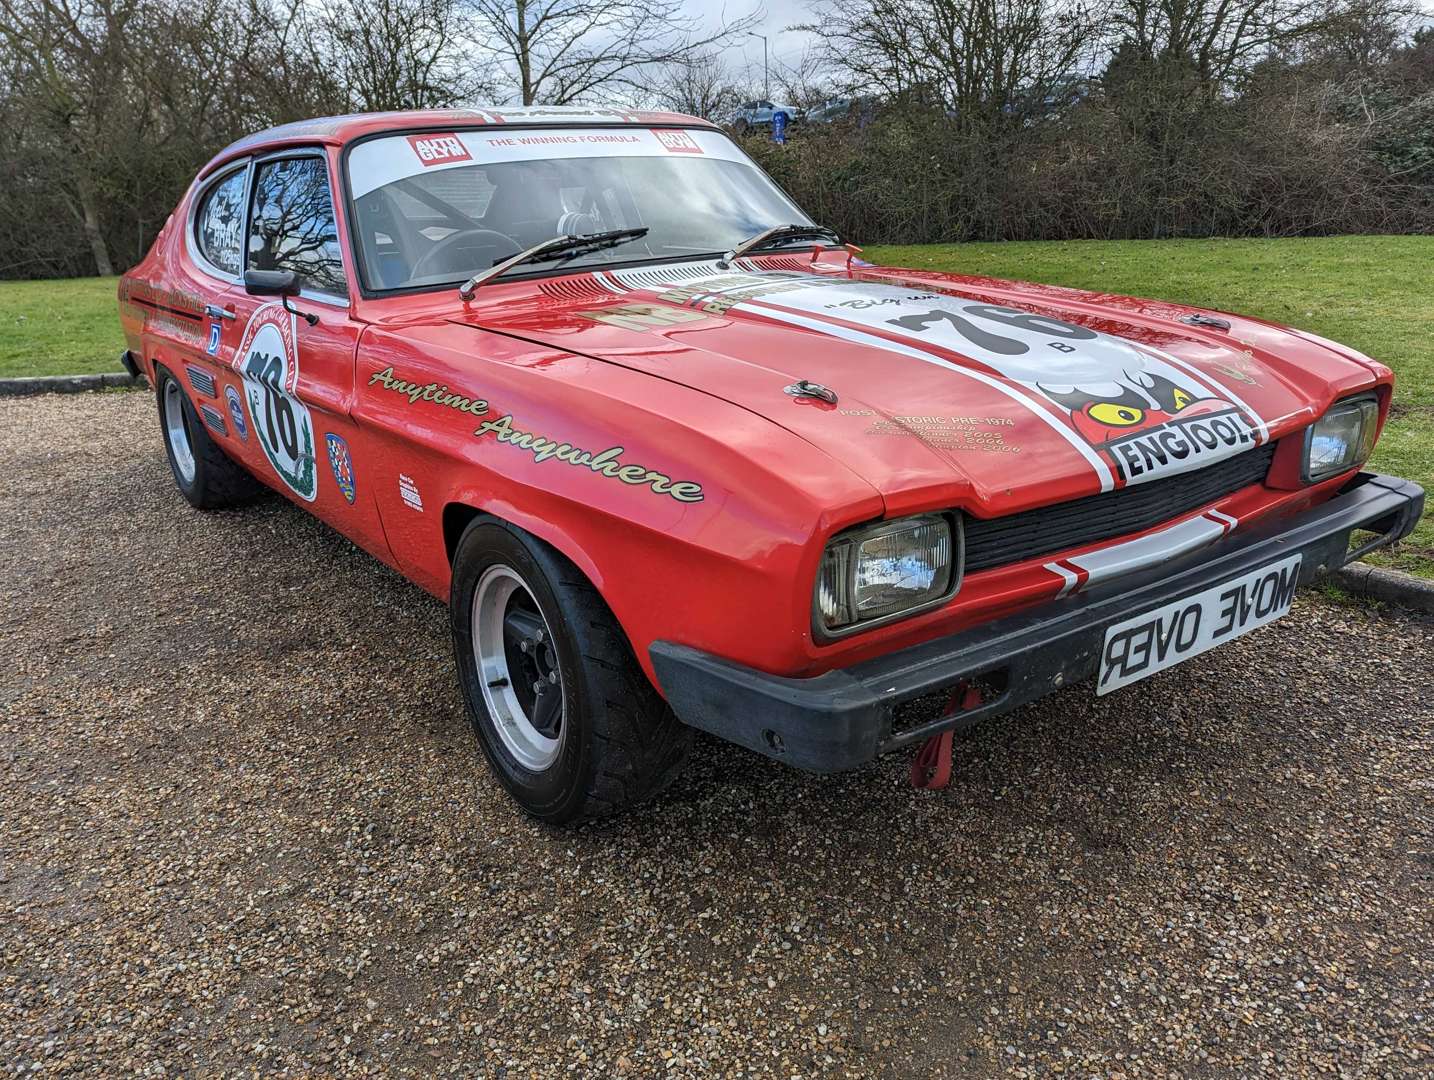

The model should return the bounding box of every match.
[472,565,565,771]
[163,380,196,484]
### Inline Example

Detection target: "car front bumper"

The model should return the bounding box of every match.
[650,472,1425,773]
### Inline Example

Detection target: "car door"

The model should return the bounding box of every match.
[134,160,249,440]
[224,149,396,565]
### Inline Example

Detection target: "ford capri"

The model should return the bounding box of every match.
[118,107,1424,823]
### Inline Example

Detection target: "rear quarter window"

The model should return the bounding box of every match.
[195,168,246,276]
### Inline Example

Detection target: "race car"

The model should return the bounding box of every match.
[118,107,1424,823]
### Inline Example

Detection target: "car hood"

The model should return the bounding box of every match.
[448,260,1382,517]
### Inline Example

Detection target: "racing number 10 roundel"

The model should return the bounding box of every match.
[234,302,317,501]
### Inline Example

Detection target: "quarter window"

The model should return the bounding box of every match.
[195,168,246,276]
[247,156,347,296]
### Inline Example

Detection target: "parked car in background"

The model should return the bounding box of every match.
[119,107,1423,825]
[731,100,801,134]
[806,97,878,125]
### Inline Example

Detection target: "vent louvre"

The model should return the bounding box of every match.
[613,261,722,291]
[964,444,1276,574]
[198,404,227,437]
[537,276,616,302]
[186,366,216,398]
[754,256,810,271]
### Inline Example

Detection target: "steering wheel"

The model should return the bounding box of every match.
[411,228,520,282]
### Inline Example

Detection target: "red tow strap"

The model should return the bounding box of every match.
[909,684,982,790]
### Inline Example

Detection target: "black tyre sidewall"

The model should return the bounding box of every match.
[156,366,206,507]
[451,521,593,823]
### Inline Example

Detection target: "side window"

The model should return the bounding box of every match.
[247,156,347,296]
[195,169,246,276]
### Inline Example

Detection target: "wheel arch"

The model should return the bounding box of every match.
[442,499,608,597]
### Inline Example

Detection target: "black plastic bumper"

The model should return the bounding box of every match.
[651,472,1424,773]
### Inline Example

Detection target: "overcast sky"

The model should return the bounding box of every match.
[695,1,820,80]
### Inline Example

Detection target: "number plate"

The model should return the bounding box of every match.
[1096,554,1302,696]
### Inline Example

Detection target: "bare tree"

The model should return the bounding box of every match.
[772,46,837,112]
[1102,0,1337,89]
[307,0,475,111]
[0,0,143,274]
[1282,0,1421,74]
[799,0,1097,125]
[467,0,760,105]
[646,50,743,119]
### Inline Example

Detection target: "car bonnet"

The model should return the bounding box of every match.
[445,261,1378,517]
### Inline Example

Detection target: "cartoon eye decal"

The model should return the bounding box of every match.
[1143,373,1200,413]
[1086,402,1145,427]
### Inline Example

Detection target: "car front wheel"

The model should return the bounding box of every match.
[450,518,692,824]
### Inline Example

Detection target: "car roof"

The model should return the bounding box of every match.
[202,106,717,177]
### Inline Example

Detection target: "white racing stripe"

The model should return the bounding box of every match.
[742,303,1118,491]
[597,261,1280,496]
[1047,562,1081,598]
[600,261,1119,491]
[1138,343,1270,442]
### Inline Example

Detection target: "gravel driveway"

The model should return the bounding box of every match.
[3,391,1432,1078]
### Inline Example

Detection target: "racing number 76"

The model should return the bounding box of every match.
[887,304,1098,355]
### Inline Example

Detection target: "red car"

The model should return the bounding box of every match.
[119,107,1424,823]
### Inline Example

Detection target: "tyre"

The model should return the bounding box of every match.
[156,366,262,509]
[450,518,692,824]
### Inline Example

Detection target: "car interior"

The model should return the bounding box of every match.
[353,160,642,291]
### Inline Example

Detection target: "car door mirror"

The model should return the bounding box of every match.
[242,267,318,325]
[243,268,300,297]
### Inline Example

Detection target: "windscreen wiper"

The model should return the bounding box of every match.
[718,223,840,268]
[458,227,650,300]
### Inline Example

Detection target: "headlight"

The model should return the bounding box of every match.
[815,514,959,634]
[1305,396,1378,482]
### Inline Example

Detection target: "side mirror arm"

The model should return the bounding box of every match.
[283,295,320,327]
[242,268,320,326]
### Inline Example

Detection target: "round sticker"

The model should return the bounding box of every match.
[234,303,316,501]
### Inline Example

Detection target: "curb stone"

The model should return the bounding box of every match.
[1328,563,1434,613]
[0,372,145,395]
[0,372,145,396]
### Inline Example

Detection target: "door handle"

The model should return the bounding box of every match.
[204,303,236,320]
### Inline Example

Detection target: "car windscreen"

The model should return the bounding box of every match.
[345,127,812,292]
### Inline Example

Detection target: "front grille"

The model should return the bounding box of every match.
[963,443,1277,573]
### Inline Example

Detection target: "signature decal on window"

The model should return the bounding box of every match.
[368,366,704,503]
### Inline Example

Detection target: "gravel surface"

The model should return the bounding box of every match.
[3,391,1432,1078]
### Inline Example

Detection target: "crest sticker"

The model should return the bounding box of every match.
[233,302,317,501]
[326,433,356,504]
[225,385,248,441]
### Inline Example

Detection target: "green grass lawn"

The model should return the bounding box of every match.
[2,236,1429,574]
[0,276,123,378]
[872,236,1432,578]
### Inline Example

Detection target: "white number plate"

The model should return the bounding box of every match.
[1096,553,1303,696]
